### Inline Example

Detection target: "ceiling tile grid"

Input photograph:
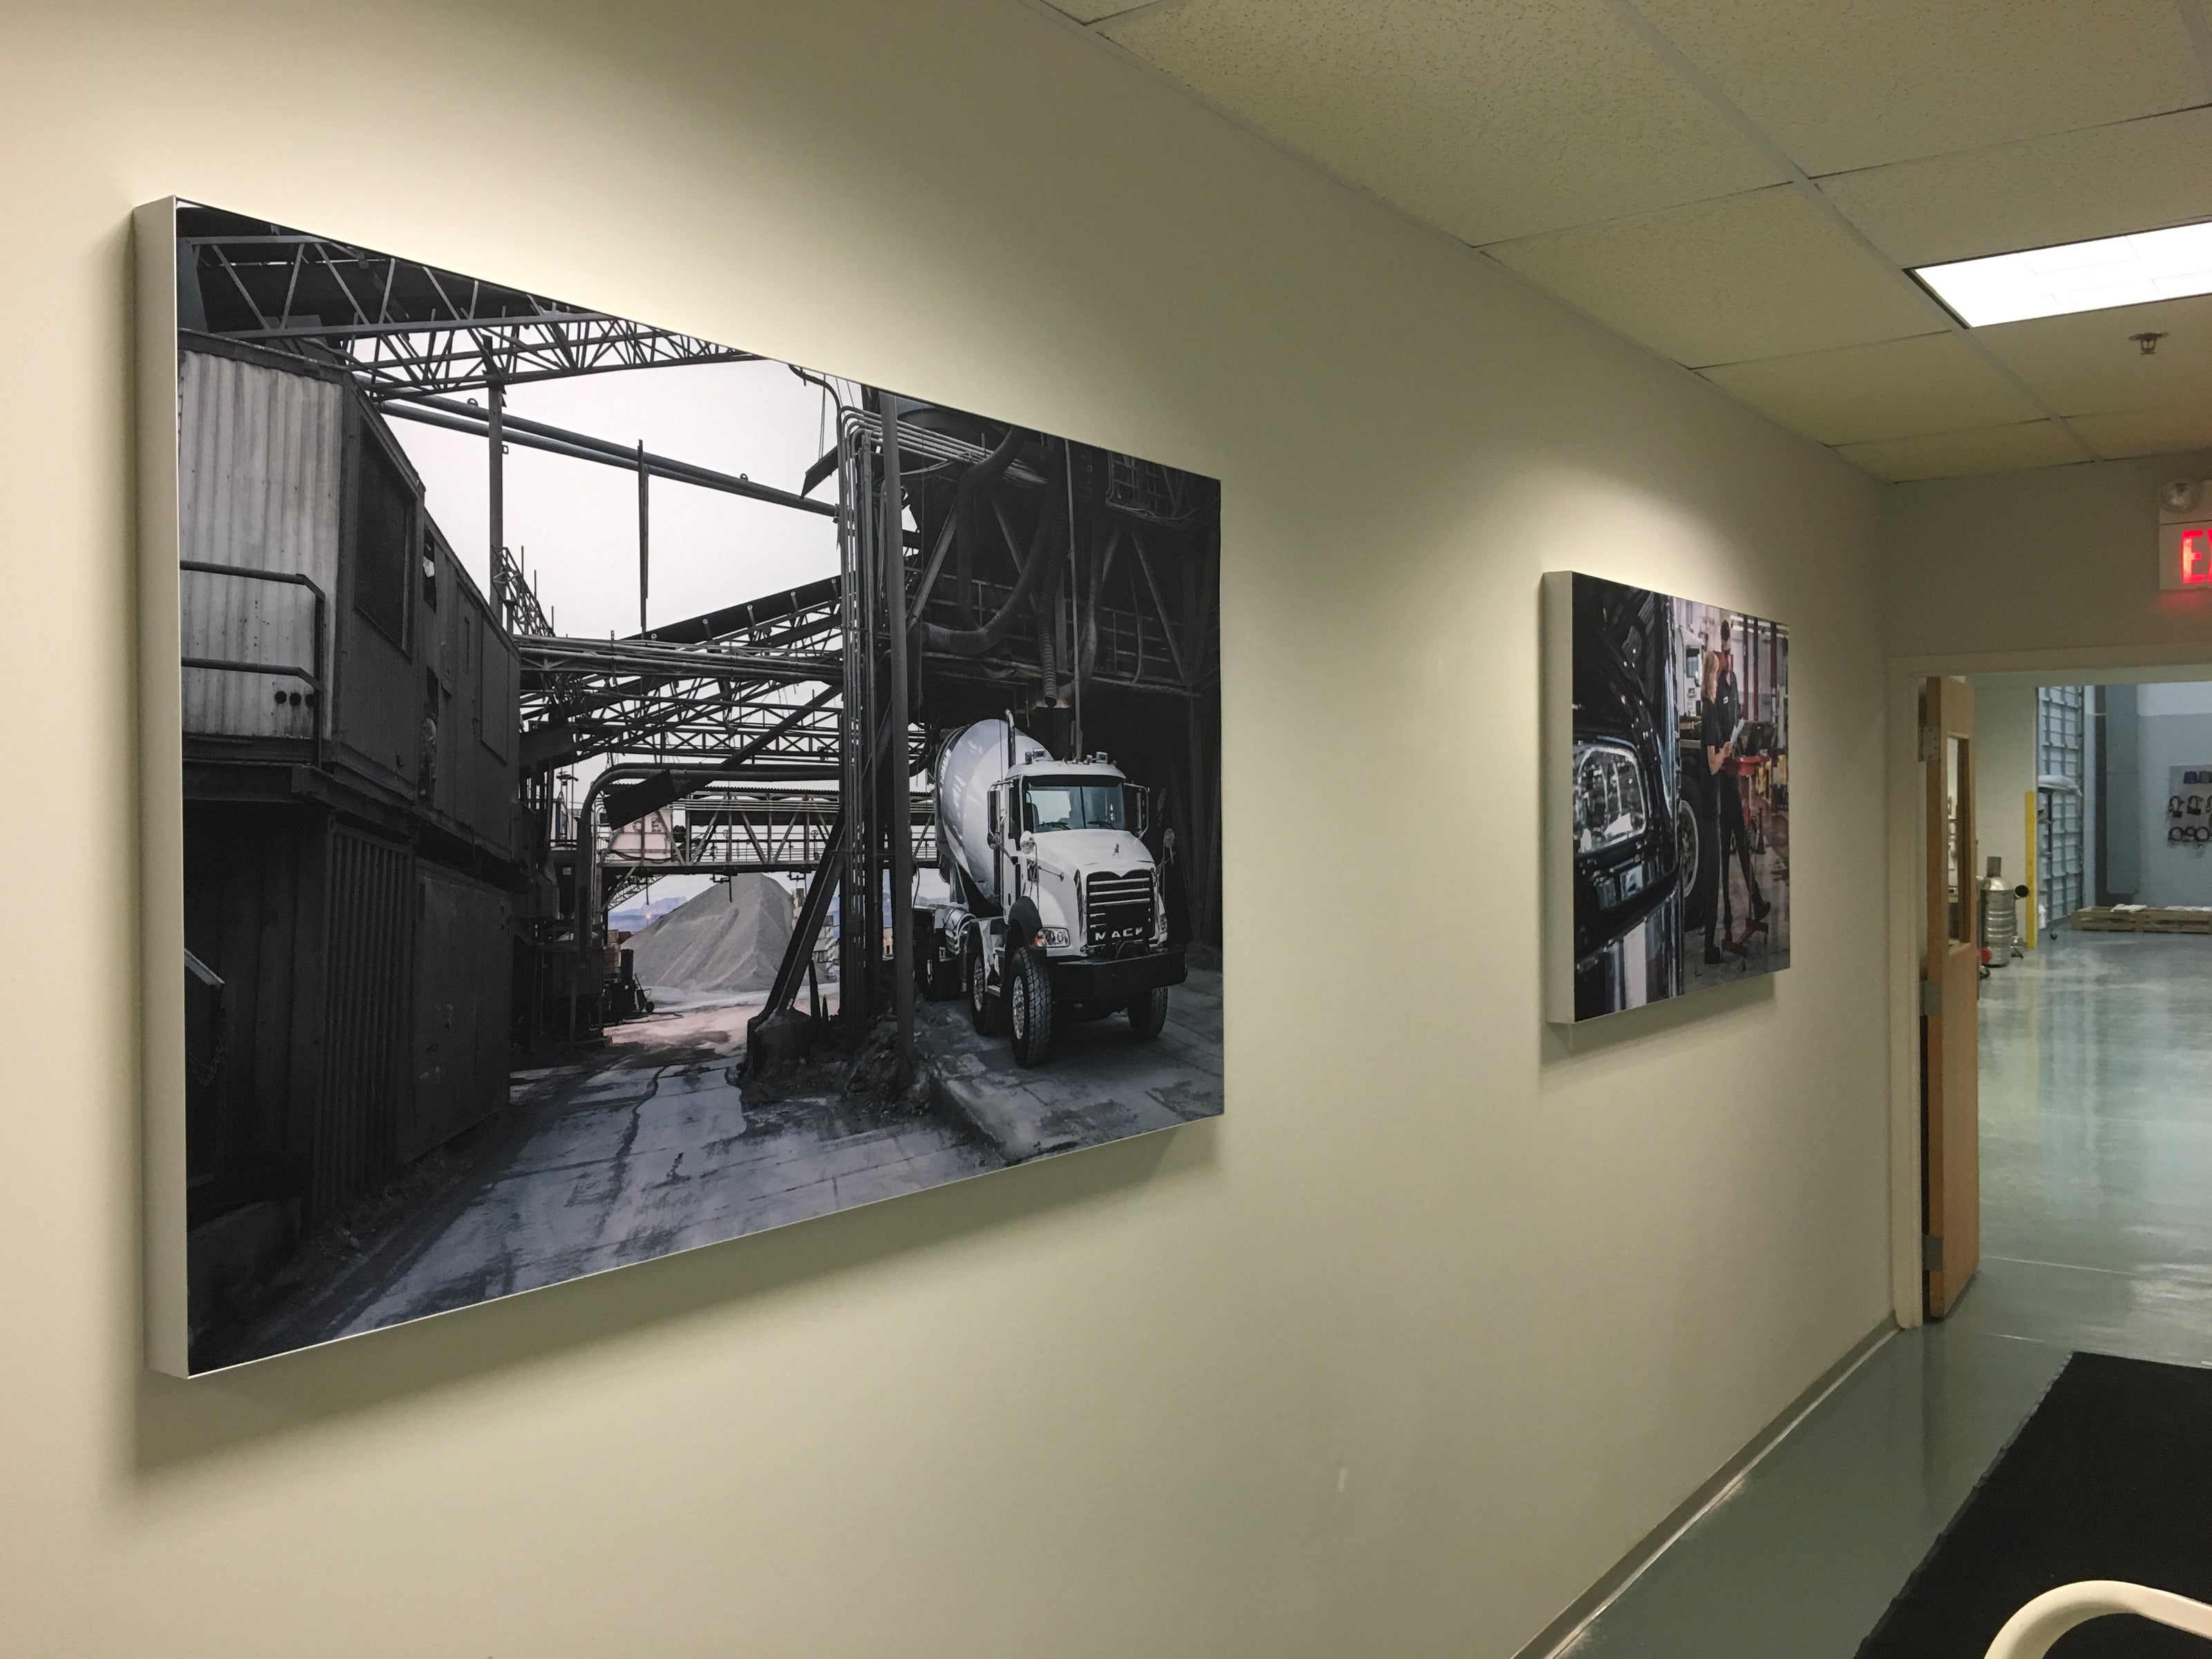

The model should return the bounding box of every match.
[1975,292,2212,415]
[1483,187,1947,367]
[1696,332,2043,447]
[1817,108,2212,270]
[1096,0,1785,244]
[1837,420,2087,482]
[2071,400,2212,459]
[1628,0,2205,176]
[1045,0,2212,481]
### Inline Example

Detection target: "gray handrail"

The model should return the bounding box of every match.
[178,560,327,765]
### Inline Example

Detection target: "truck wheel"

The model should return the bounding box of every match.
[967,934,1002,1034]
[1009,950,1053,1067]
[1126,985,1168,1039]
[1675,796,1707,928]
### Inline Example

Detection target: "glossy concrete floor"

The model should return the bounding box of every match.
[1564,932,2212,1658]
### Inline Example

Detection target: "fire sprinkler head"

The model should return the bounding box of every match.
[2134,330,2168,355]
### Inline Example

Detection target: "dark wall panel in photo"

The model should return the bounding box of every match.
[181,803,326,1206]
[405,867,514,1163]
[316,828,415,1219]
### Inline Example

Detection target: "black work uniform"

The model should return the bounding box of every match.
[1703,667,1752,944]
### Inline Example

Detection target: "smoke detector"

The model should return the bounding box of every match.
[2163,478,2204,517]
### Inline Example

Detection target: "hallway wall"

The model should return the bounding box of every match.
[0,3,1893,1654]
[2136,682,2212,906]
[1886,452,2212,671]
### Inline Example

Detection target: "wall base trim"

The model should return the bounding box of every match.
[1511,1316,1897,1659]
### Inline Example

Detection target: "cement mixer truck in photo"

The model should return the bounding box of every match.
[924,718,1185,1067]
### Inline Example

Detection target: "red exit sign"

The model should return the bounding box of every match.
[2158,480,2212,590]
[2184,528,2212,587]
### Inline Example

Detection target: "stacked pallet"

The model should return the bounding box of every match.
[2072,906,2212,935]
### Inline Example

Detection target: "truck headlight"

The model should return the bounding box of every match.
[1574,739,1649,856]
[1042,927,1070,948]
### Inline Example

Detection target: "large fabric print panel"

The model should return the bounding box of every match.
[140,199,1223,1374]
[1544,572,1790,1023]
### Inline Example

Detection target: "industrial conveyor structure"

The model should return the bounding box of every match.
[174,201,1221,1177]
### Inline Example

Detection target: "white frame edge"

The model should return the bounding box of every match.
[135,197,191,1378]
[1540,571,1576,1025]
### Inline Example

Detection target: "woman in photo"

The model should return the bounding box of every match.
[1701,619,1770,964]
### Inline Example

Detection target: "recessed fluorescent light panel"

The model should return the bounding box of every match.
[1915,221,2212,327]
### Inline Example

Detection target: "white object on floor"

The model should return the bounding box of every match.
[1985,1581,2212,1658]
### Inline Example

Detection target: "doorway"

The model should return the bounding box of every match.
[1920,671,2212,1349]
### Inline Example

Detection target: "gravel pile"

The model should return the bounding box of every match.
[627,875,794,1009]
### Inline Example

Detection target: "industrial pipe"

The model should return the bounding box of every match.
[915,435,1069,657]
[572,684,843,949]
[379,393,838,520]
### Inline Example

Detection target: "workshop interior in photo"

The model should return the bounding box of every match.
[1545,570,1790,1023]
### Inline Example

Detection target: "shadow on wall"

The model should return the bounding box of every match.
[129,1116,1210,1477]
[1535,970,1774,1073]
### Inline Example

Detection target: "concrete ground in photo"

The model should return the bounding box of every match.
[917,967,1224,1163]
[221,997,1004,1362]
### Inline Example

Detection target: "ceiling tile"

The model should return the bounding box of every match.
[1484,186,1948,366]
[1099,0,1785,244]
[1835,420,2087,482]
[1821,109,2212,270]
[1975,292,2212,415]
[1634,0,2205,175]
[1698,332,2043,445]
[2070,401,2212,460]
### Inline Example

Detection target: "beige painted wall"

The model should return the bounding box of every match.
[0,3,1894,1653]
[1886,449,2212,674]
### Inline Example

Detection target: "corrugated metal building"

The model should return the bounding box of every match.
[179,335,523,1256]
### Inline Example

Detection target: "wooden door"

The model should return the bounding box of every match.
[1924,676,1980,1317]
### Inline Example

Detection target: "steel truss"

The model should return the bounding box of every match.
[601,789,934,881]
[493,546,554,639]
[176,205,753,395]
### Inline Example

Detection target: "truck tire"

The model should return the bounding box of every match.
[1009,949,1053,1067]
[1126,985,1168,1039]
[967,933,1002,1034]
[1675,796,1708,930]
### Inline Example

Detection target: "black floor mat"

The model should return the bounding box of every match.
[1857,1351,2212,1657]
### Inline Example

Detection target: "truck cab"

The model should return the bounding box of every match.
[928,720,1185,1066]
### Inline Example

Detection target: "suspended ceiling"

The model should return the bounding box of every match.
[1039,0,2212,482]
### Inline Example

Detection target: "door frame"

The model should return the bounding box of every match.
[1921,675,1979,1317]
[1884,646,2212,1329]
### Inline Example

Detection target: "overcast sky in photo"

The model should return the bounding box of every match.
[390,357,847,639]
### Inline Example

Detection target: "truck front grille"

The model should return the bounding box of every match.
[1086,872,1154,947]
